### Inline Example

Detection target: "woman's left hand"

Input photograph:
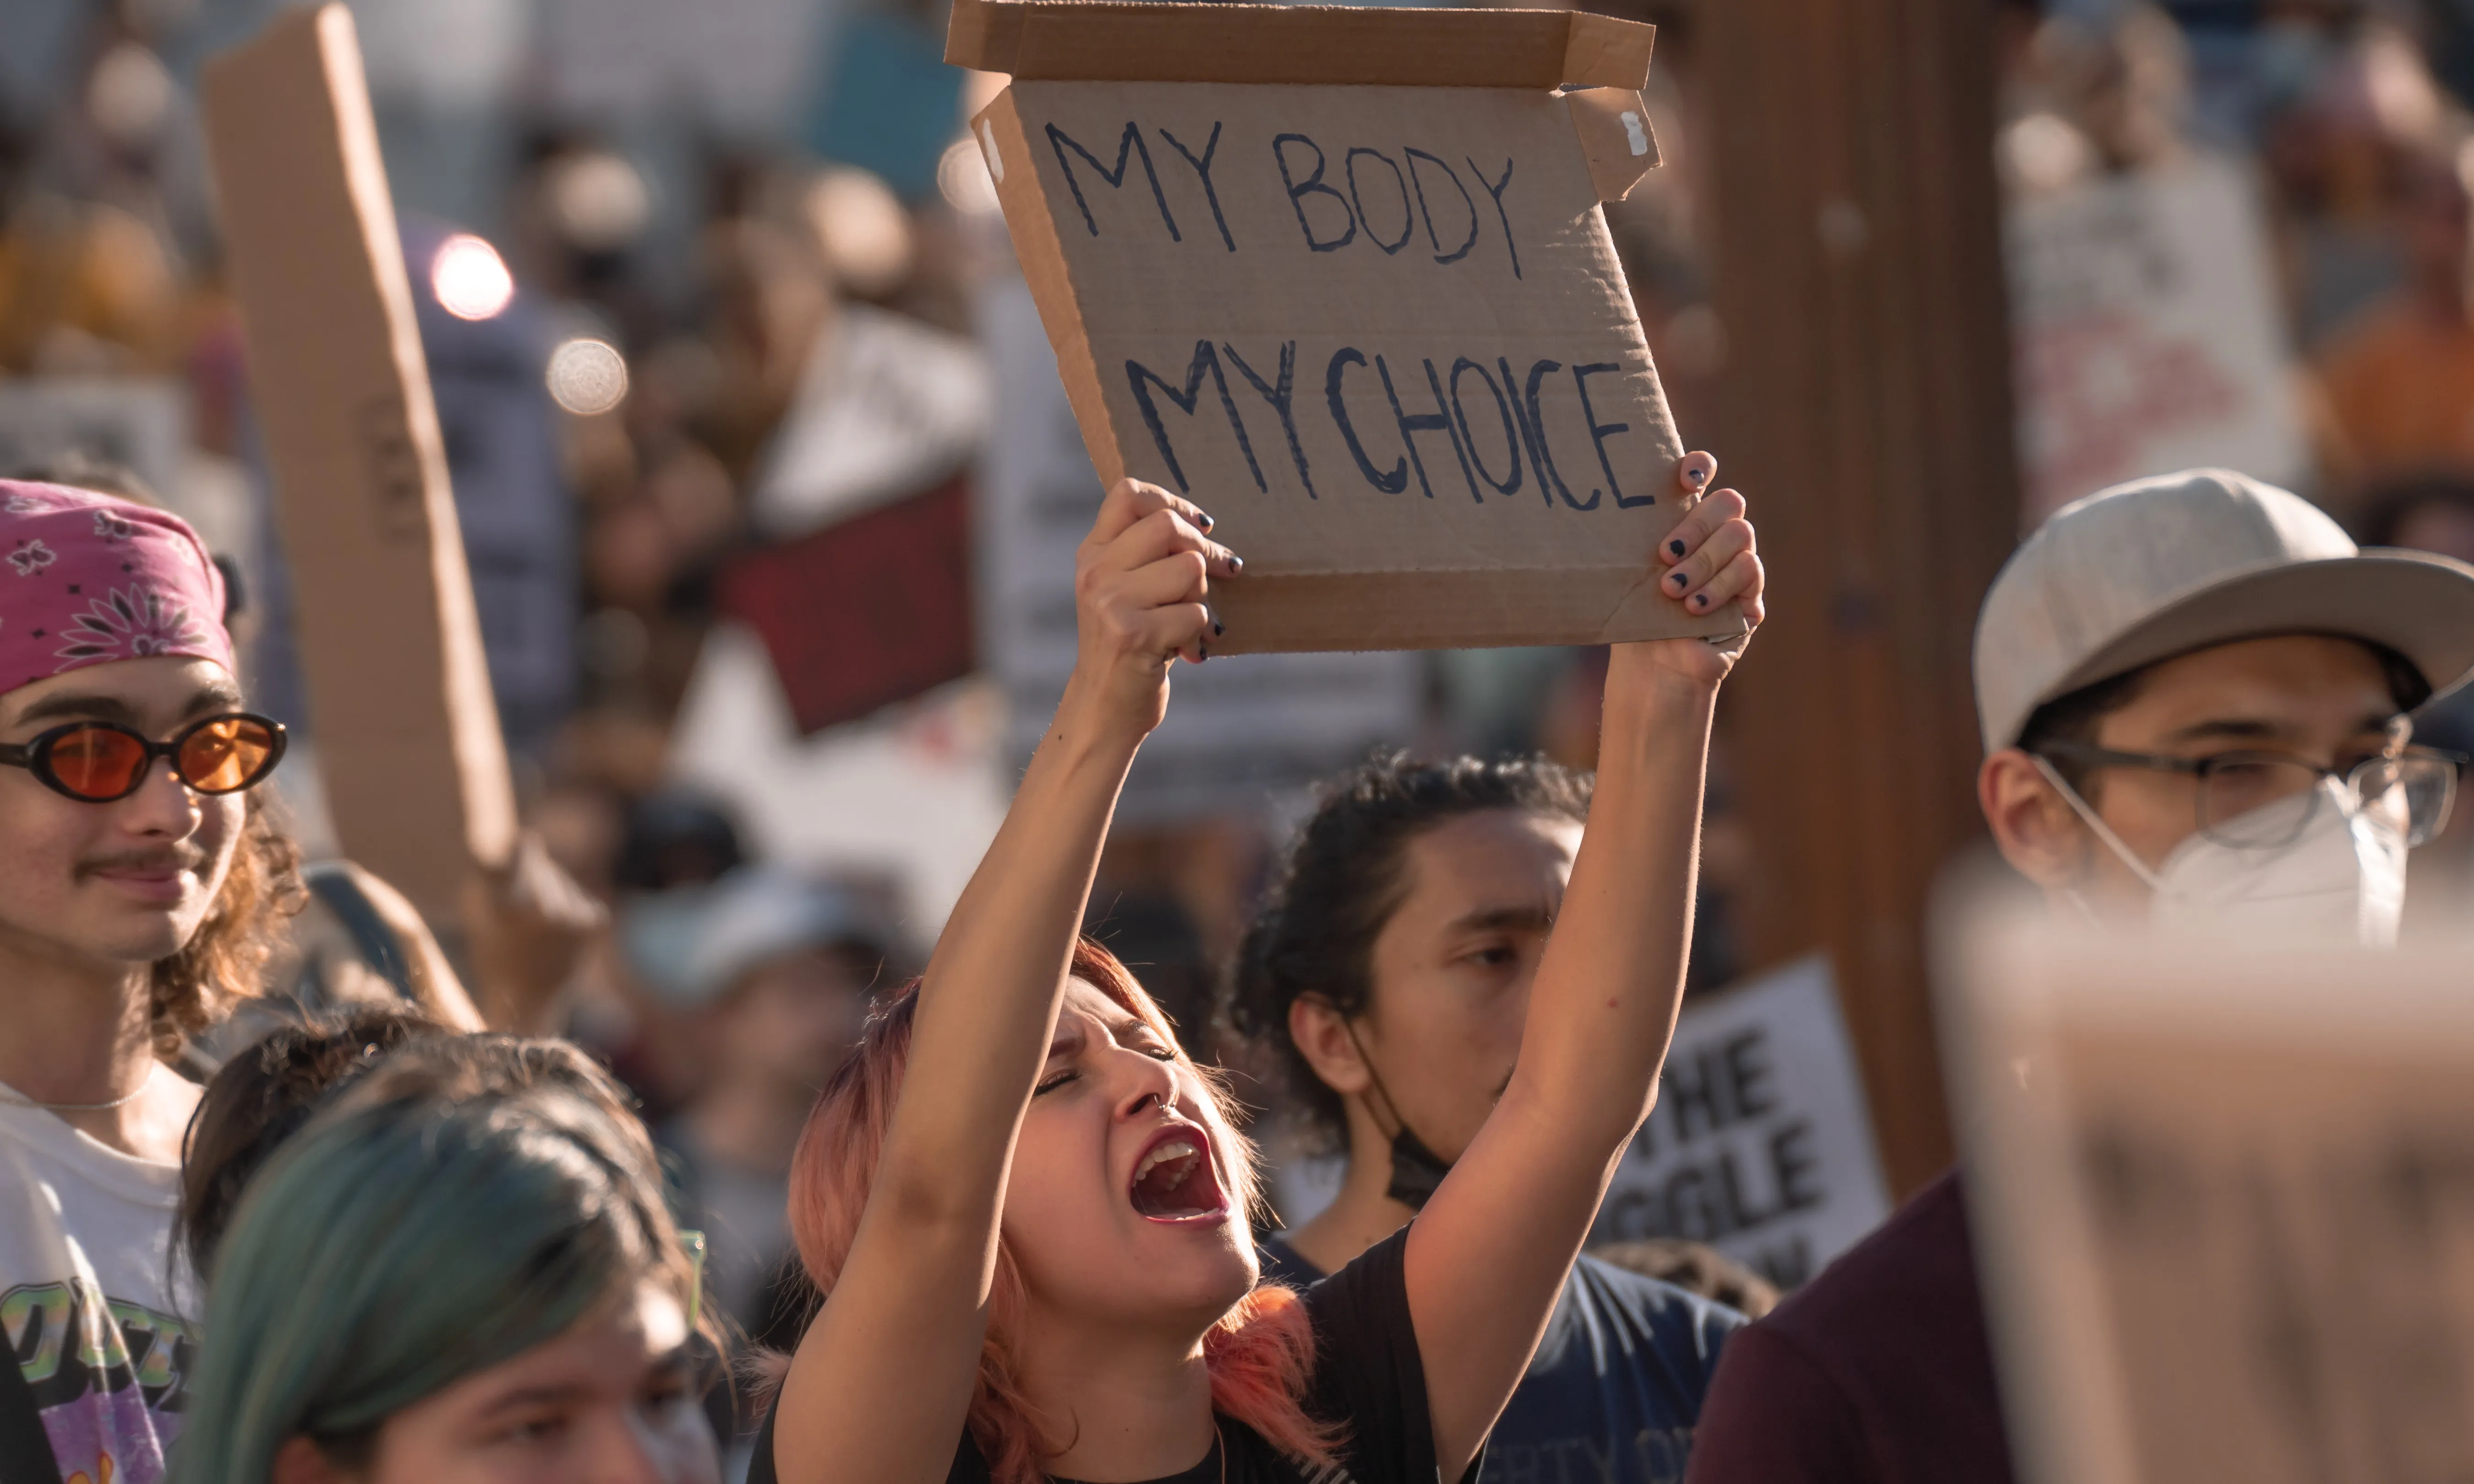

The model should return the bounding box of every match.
[1617,450,1764,690]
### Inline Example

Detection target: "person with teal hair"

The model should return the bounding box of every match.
[169,1070,721,1484]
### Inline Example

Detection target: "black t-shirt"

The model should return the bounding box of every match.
[750,1228,1448,1484]
[1261,1238,1741,1484]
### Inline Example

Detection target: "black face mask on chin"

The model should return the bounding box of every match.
[1384,1124,1454,1211]
[1342,1016,1455,1211]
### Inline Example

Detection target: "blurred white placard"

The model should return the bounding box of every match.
[751,305,990,540]
[1943,906,2474,1484]
[667,623,1008,931]
[975,277,1418,826]
[2007,154,2308,521]
[1589,955,1892,1288]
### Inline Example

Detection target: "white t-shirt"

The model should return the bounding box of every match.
[0,1094,194,1484]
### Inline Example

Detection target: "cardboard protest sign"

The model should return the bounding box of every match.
[1590,956,1892,1287]
[200,5,517,924]
[954,0,1742,654]
[1942,906,2474,1484]
[976,275,1419,825]
[2007,154,2308,522]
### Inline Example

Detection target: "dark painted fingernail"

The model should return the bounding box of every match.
[1213,621,1225,637]
[1671,571,1689,589]
[1197,512,1215,531]
[1686,465,1709,486]
[1668,539,1687,557]
[1227,555,1244,575]
[1197,645,1209,662]
[1694,593,1710,608]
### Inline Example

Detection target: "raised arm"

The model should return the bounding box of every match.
[1404,453,1764,1479]
[772,480,1237,1484]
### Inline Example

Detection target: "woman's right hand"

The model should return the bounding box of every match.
[1065,478,1242,738]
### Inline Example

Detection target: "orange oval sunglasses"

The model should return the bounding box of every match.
[0,713,286,802]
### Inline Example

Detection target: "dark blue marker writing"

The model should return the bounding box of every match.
[1468,156,1520,279]
[1127,341,1264,493]
[1448,357,1524,497]
[1158,122,1235,252]
[1274,135,1357,252]
[1223,341,1316,499]
[1326,348,1406,493]
[1572,362,1649,507]
[1377,355,1480,502]
[1516,357,1587,509]
[1405,149,1479,265]
[1345,147,1414,255]
[1048,122,1180,241]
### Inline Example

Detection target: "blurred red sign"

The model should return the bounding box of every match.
[719,476,974,735]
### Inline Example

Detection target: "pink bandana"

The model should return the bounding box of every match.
[0,480,234,697]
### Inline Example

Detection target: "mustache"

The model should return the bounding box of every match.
[76,845,207,879]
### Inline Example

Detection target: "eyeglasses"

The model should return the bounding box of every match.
[2036,742,2466,850]
[0,713,287,803]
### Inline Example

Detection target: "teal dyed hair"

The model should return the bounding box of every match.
[168,1081,690,1483]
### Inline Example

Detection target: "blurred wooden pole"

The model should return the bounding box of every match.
[1700,0,2019,1197]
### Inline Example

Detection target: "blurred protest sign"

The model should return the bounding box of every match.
[1943,907,2474,1484]
[953,0,1742,655]
[727,305,987,733]
[978,277,1416,825]
[201,5,517,924]
[750,304,989,539]
[669,627,1009,930]
[2008,155,2309,522]
[1590,956,1891,1288]
[721,475,973,735]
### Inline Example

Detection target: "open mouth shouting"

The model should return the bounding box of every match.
[1128,1123,1231,1224]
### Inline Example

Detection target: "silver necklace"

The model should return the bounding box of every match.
[0,1066,153,1112]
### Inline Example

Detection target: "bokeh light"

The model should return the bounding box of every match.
[938,138,1001,216]
[806,167,913,298]
[431,233,515,320]
[546,151,652,254]
[547,337,629,415]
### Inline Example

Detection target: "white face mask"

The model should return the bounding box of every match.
[2035,763,2409,946]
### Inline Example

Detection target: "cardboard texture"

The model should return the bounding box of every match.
[719,475,976,735]
[1942,907,2474,1484]
[962,0,1734,654]
[201,5,517,922]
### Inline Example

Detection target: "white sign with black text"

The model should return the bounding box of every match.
[1589,955,1892,1288]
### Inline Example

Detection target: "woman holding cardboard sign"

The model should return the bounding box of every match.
[754,454,1761,1484]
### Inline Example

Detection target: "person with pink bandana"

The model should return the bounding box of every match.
[0,480,298,1484]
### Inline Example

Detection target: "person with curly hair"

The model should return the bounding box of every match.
[0,479,302,1484]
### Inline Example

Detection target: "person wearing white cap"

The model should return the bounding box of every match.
[631,866,903,1453]
[1683,468,2474,1484]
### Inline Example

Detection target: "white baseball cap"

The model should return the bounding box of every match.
[1973,469,2474,753]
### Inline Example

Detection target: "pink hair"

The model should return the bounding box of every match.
[783,938,1343,1484]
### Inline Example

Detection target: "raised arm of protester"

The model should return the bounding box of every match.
[769,477,1232,1484]
[761,459,1756,1484]
[1402,451,1761,1478]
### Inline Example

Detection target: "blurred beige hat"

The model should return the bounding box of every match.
[1973,468,2474,753]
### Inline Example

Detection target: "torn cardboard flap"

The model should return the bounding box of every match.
[968,1,1738,654]
[1564,88,1662,203]
[202,4,518,922]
